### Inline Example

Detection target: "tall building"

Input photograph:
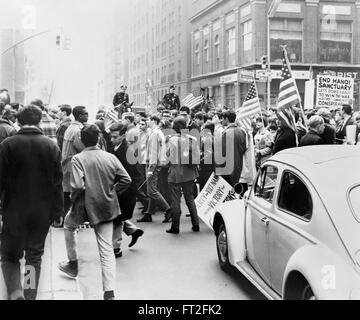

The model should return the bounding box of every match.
[127,0,192,106]
[0,29,25,104]
[190,0,360,110]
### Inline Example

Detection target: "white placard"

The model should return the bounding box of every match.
[316,75,354,108]
[304,80,315,110]
[195,173,234,230]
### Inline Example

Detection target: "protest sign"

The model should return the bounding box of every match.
[195,173,235,230]
[316,75,354,108]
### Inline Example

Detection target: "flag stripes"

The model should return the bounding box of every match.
[236,81,261,130]
[104,108,120,133]
[182,93,205,110]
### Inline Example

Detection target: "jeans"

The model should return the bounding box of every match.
[169,181,199,231]
[1,219,51,300]
[112,220,139,250]
[64,212,116,293]
[147,166,170,214]
[136,164,150,209]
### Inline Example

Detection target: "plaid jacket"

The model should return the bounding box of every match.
[40,112,57,143]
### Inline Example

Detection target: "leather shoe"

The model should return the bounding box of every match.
[129,229,144,248]
[162,217,171,223]
[166,228,179,234]
[192,226,200,232]
[137,215,152,223]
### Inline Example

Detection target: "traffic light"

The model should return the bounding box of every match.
[261,55,268,69]
[56,35,61,47]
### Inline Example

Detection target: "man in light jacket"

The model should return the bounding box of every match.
[58,124,131,301]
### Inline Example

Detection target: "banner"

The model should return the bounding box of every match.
[195,173,235,230]
[316,75,354,108]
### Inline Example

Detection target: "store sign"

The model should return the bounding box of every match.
[220,73,238,84]
[256,70,310,80]
[316,75,354,108]
[239,69,254,83]
[321,70,359,80]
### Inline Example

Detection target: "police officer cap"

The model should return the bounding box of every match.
[121,85,128,90]
[169,85,175,90]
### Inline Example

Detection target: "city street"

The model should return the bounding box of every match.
[0,201,265,300]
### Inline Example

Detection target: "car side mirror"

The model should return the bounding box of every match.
[234,183,244,195]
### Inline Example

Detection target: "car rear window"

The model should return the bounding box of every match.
[348,186,360,222]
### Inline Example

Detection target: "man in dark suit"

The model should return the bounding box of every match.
[215,110,247,187]
[0,105,63,300]
[317,108,336,145]
[273,118,297,155]
[109,123,144,258]
[336,104,356,144]
[162,85,180,110]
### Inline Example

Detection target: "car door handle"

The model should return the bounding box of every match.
[261,217,270,226]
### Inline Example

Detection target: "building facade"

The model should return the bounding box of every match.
[0,29,25,104]
[127,0,192,107]
[190,0,360,110]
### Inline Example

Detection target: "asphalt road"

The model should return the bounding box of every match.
[75,202,266,301]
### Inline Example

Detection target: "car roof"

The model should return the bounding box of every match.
[269,145,360,260]
[271,145,360,165]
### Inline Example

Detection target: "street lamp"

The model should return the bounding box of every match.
[267,0,281,110]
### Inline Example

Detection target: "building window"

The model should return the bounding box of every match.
[178,6,182,26]
[204,40,209,73]
[162,42,167,58]
[226,28,236,67]
[178,33,182,54]
[270,18,302,63]
[320,20,352,64]
[169,37,175,56]
[195,43,200,63]
[214,34,220,71]
[162,18,167,35]
[242,20,252,63]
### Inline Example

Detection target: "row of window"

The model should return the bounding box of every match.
[193,17,353,75]
[129,60,182,91]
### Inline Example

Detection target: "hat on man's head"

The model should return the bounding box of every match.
[120,85,128,90]
[170,85,175,90]
[30,98,45,110]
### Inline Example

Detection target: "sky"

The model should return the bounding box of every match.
[1,0,128,117]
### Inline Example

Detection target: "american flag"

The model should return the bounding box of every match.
[276,48,300,132]
[182,93,205,110]
[104,107,120,133]
[236,81,261,130]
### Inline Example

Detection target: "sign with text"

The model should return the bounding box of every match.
[316,75,354,108]
[195,173,234,230]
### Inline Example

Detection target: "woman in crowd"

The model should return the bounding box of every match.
[253,116,273,169]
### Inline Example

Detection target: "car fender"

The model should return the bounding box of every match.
[283,245,360,300]
[212,199,247,265]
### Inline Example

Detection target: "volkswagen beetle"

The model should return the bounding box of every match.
[212,146,360,300]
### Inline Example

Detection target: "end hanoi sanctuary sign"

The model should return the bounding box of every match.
[316,75,354,108]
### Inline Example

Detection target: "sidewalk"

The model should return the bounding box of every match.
[0,228,83,300]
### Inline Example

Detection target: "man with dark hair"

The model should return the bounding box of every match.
[122,112,135,131]
[216,110,247,187]
[56,104,73,151]
[0,103,17,144]
[137,115,171,223]
[0,105,63,300]
[30,99,57,143]
[60,106,88,226]
[336,104,356,143]
[58,124,131,301]
[109,123,144,258]
[162,85,180,110]
[166,117,200,234]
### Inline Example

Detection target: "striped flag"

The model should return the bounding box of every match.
[236,81,261,130]
[182,93,205,110]
[276,48,301,132]
[104,107,120,133]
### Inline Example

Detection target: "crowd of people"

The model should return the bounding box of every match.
[0,83,359,301]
